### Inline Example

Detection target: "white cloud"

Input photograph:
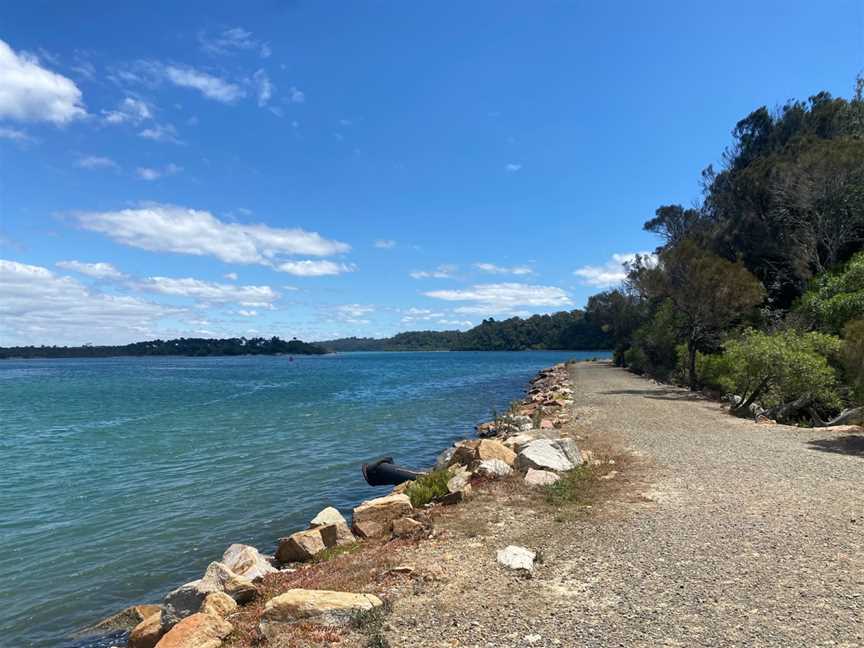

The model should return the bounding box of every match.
[332,303,374,325]
[573,252,656,288]
[198,27,267,57]
[424,282,572,315]
[474,262,533,276]
[260,43,272,59]
[163,65,245,103]
[0,259,176,346]
[505,163,522,173]
[276,260,354,276]
[77,155,118,170]
[236,309,257,317]
[0,39,86,124]
[252,69,273,107]
[224,272,238,280]
[288,87,305,103]
[374,239,396,249]
[436,319,473,328]
[401,307,444,324]
[410,264,457,279]
[102,97,152,125]
[137,276,278,305]
[56,260,125,279]
[0,127,33,143]
[75,204,350,267]
[138,123,181,144]
[136,163,182,181]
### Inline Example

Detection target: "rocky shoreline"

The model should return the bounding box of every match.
[82,361,585,648]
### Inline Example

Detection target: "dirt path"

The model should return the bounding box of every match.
[382,361,864,648]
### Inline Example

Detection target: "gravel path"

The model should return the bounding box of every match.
[383,361,864,648]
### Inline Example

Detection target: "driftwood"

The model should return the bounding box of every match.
[764,394,813,424]
[810,406,864,428]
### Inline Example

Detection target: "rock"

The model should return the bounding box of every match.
[259,589,383,636]
[448,440,480,467]
[309,507,355,545]
[524,468,561,486]
[539,419,555,429]
[474,439,517,467]
[475,458,513,478]
[83,604,162,633]
[276,526,336,563]
[475,421,497,437]
[436,487,470,505]
[446,469,471,494]
[502,433,536,453]
[352,493,413,529]
[433,447,456,470]
[221,544,277,581]
[392,517,424,537]
[155,613,232,648]
[516,439,574,473]
[199,592,237,618]
[496,545,536,571]
[352,519,386,539]
[552,438,584,467]
[128,612,164,648]
[162,562,255,627]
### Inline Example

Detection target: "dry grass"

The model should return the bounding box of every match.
[222,538,416,648]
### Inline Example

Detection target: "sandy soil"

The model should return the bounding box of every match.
[378,361,864,648]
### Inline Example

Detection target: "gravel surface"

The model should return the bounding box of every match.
[382,361,864,648]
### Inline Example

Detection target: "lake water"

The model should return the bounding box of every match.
[0,351,607,647]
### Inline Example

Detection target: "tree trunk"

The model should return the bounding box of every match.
[812,406,864,427]
[731,375,771,417]
[765,394,813,424]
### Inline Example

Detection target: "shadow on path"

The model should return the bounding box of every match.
[806,434,864,458]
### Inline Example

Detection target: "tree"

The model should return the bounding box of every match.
[797,251,864,333]
[642,204,707,248]
[632,240,766,389]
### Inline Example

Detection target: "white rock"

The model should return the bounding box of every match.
[524,468,561,486]
[552,438,584,467]
[475,459,513,478]
[222,543,277,580]
[516,439,574,472]
[496,545,536,571]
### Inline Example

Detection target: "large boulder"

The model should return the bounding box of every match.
[352,493,412,530]
[502,433,536,453]
[474,439,517,467]
[309,506,355,546]
[259,589,382,638]
[199,592,237,618]
[276,526,338,563]
[128,611,164,648]
[516,439,574,473]
[221,544,277,581]
[162,562,255,627]
[154,613,232,648]
[553,438,583,467]
[448,440,480,467]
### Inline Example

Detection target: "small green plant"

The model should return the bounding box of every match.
[544,464,595,506]
[405,469,451,507]
[310,542,362,564]
[351,601,392,648]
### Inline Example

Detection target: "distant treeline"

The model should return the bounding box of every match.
[318,310,612,352]
[0,336,328,359]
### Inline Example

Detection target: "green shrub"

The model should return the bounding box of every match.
[405,469,451,507]
[544,464,595,506]
[798,252,864,333]
[713,329,843,419]
[842,319,864,405]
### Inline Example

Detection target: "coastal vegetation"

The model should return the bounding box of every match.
[586,81,864,425]
[0,336,328,359]
[319,310,612,352]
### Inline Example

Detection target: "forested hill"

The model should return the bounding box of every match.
[318,310,612,352]
[0,336,328,359]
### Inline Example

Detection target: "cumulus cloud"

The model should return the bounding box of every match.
[0,127,34,143]
[102,97,152,125]
[136,276,278,305]
[135,163,182,181]
[276,260,354,276]
[437,319,473,328]
[0,39,86,124]
[0,259,176,345]
[236,309,257,317]
[77,155,118,170]
[74,204,350,268]
[424,282,572,315]
[400,307,444,324]
[410,264,457,279]
[163,65,245,103]
[224,272,238,280]
[374,239,396,249]
[332,303,374,324]
[573,252,656,288]
[474,262,533,276]
[56,260,125,279]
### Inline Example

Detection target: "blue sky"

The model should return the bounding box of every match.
[1,1,861,345]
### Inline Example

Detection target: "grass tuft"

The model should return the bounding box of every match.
[310,541,362,564]
[543,464,596,506]
[405,469,451,507]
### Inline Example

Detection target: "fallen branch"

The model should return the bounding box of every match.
[812,406,864,427]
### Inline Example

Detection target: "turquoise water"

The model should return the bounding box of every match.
[0,351,606,647]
